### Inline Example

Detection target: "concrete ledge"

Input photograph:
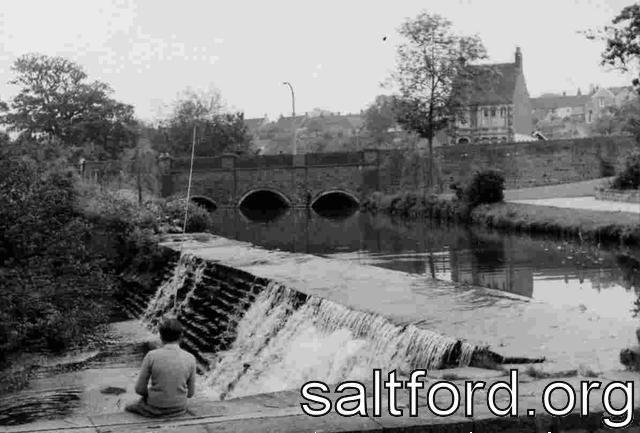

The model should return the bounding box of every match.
[10,373,640,433]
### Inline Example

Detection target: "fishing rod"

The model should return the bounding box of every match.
[174,124,197,313]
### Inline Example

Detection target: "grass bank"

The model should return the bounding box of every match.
[361,191,640,245]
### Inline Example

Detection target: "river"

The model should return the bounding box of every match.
[211,208,640,324]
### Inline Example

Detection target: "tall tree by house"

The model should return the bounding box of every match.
[388,12,489,187]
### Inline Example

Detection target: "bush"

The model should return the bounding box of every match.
[159,197,213,232]
[462,170,505,208]
[612,152,640,190]
[0,160,117,359]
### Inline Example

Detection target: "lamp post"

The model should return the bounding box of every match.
[282,81,296,155]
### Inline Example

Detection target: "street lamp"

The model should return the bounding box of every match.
[282,81,297,155]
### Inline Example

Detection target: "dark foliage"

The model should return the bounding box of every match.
[612,152,640,190]
[0,160,116,358]
[159,198,214,233]
[462,170,505,207]
[0,54,137,159]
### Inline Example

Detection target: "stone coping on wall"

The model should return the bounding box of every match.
[595,188,640,204]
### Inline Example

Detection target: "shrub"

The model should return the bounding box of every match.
[0,160,116,359]
[160,198,213,232]
[462,170,505,208]
[612,152,640,190]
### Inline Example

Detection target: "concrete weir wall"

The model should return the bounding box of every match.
[135,237,486,376]
[120,234,553,402]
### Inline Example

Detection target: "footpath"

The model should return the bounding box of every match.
[500,177,640,214]
[5,368,640,433]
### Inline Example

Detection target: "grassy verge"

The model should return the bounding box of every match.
[472,201,640,244]
[361,191,640,245]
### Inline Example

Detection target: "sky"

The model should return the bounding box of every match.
[0,0,636,122]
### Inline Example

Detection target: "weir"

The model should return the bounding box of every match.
[119,233,546,402]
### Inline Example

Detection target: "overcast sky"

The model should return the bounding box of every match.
[0,0,636,121]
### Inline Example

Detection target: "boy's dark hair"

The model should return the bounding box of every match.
[158,317,183,343]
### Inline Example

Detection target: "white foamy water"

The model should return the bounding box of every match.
[202,282,476,400]
[143,253,205,324]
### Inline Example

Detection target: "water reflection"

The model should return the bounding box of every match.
[209,209,640,320]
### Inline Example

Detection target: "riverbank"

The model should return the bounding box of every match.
[361,192,640,245]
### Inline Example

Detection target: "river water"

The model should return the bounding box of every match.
[211,209,640,325]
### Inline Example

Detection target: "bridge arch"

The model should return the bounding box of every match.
[311,189,360,218]
[237,188,291,222]
[238,187,292,209]
[190,196,217,212]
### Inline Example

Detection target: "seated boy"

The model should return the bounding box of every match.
[125,317,197,417]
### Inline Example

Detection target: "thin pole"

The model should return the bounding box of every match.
[182,125,197,234]
[283,82,296,155]
[174,125,197,314]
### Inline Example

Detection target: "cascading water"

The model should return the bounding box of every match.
[138,251,483,401]
[143,253,206,326]
[201,283,477,400]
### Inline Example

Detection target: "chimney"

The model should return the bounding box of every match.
[562,91,566,96]
[515,46,522,69]
[577,88,582,96]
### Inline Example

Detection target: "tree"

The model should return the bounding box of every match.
[363,95,396,144]
[157,88,251,157]
[586,3,640,95]
[601,3,640,95]
[1,54,137,159]
[387,12,489,189]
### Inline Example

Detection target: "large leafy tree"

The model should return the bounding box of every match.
[598,3,640,95]
[388,12,489,187]
[1,54,137,159]
[363,95,396,144]
[156,88,251,157]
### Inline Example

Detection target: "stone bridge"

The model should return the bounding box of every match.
[158,150,383,210]
[81,136,637,211]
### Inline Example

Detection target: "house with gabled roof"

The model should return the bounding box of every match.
[451,47,534,145]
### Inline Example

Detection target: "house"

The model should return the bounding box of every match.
[451,47,533,145]
[530,85,636,138]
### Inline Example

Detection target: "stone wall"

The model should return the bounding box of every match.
[436,136,637,189]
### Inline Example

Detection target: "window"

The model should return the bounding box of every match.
[490,108,496,117]
[599,98,605,108]
[500,107,506,117]
[483,108,488,117]
[588,110,593,122]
